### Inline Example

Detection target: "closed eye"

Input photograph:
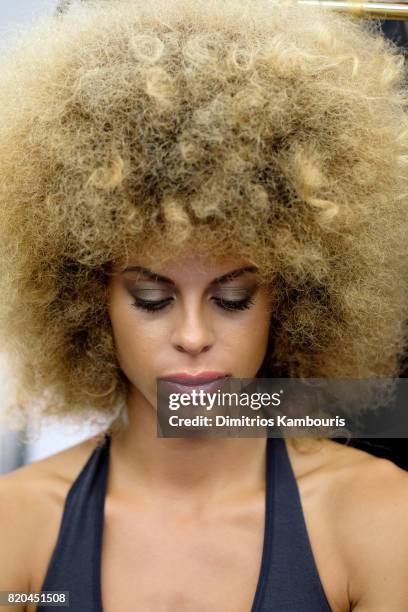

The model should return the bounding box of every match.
[211,296,255,311]
[132,297,173,312]
[131,295,255,313]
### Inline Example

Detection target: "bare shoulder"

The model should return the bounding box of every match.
[286,436,408,494]
[332,444,408,611]
[0,433,103,598]
[312,439,408,529]
[0,431,103,493]
[288,438,408,611]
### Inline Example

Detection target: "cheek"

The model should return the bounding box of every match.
[108,299,163,381]
[220,303,271,371]
[244,308,272,374]
[240,311,270,354]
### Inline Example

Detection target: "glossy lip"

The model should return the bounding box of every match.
[159,371,230,385]
[158,376,230,396]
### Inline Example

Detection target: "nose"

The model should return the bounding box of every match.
[171,302,215,355]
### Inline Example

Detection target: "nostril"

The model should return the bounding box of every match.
[175,343,211,355]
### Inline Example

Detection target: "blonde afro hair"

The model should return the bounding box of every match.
[0,0,408,429]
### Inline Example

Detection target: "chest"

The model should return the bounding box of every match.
[30,472,350,612]
[101,497,266,612]
[99,486,348,612]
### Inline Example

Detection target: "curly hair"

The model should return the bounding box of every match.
[0,0,408,431]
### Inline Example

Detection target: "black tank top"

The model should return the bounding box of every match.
[38,434,332,611]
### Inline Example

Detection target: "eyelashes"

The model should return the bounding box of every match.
[132,297,173,312]
[211,296,255,311]
[132,295,255,313]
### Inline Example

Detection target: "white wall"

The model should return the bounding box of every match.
[0,0,57,24]
[0,0,58,50]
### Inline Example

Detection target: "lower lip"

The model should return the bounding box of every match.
[158,376,230,395]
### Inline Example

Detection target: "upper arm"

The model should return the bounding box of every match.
[0,440,94,612]
[0,473,32,612]
[341,459,408,610]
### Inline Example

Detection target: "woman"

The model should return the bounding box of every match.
[0,0,407,610]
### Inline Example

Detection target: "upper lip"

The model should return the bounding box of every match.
[159,371,230,383]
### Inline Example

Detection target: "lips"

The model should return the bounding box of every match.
[161,371,228,381]
[158,374,230,396]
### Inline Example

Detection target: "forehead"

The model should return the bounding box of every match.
[113,247,257,282]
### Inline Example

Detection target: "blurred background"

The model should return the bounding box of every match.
[0,0,103,474]
[0,1,407,474]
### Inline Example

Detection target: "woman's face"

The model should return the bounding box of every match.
[107,249,274,409]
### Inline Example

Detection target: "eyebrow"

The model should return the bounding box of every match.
[122,265,259,285]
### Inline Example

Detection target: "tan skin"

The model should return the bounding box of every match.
[0,248,407,612]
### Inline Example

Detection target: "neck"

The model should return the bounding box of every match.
[108,387,268,511]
